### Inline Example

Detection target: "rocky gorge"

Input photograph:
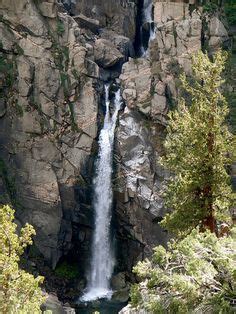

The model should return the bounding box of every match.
[0,0,234,313]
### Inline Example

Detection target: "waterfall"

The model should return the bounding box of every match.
[140,0,155,56]
[81,84,122,302]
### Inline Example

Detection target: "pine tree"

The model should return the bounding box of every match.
[0,205,45,313]
[160,51,235,236]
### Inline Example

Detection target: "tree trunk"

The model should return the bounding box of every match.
[203,128,217,235]
[203,211,216,233]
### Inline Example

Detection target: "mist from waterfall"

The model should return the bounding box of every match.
[81,84,122,302]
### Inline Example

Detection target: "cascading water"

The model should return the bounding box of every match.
[81,84,122,302]
[140,0,155,56]
[80,0,154,306]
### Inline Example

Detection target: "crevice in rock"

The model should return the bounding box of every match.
[58,0,76,16]
[133,0,144,56]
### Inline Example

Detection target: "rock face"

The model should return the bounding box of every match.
[114,0,230,272]
[0,0,102,268]
[0,0,139,273]
[114,108,168,270]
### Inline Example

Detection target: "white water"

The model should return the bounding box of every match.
[143,0,153,23]
[81,85,122,302]
[140,0,155,56]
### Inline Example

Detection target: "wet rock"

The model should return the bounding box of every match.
[111,272,126,290]
[112,288,130,303]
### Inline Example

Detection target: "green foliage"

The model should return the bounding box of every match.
[68,102,79,131]
[201,0,229,14]
[53,44,69,72]
[14,43,24,56]
[57,19,65,36]
[54,261,79,280]
[0,205,45,313]
[130,284,142,307]
[203,1,218,13]
[226,90,236,134]
[225,0,236,26]
[131,229,236,313]
[160,51,234,236]
[14,102,24,117]
[0,53,15,89]
[60,72,70,98]
[129,51,236,314]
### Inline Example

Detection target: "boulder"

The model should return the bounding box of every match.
[119,304,147,314]
[208,16,229,51]
[73,14,100,34]
[94,39,124,68]
[120,58,152,114]
[112,288,130,303]
[38,1,58,18]
[43,294,75,313]
[100,29,135,58]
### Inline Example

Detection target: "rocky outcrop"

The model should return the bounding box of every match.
[94,38,124,68]
[120,57,168,120]
[114,108,168,269]
[114,0,230,270]
[71,0,137,41]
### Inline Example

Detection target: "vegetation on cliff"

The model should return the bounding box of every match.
[129,51,236,313]
[131,228,236,313]
[160,51,234,236]
[0,205,45,313]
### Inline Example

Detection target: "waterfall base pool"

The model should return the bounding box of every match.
[76,298,127,314]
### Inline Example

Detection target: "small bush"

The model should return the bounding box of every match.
[225,0,236,26]
[203,2,218,13]
[55,261,79,279]
[0,205,45,313]
[57,20,65,36]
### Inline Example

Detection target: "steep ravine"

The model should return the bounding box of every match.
[0,0,232,313]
